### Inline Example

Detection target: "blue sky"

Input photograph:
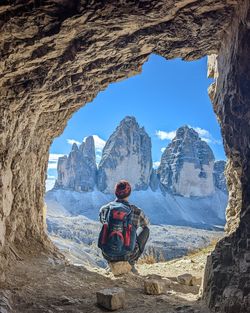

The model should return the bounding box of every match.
[47,54,226,190]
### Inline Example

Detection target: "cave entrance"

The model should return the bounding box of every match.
[2,2,249,312]
[45,55,228,279]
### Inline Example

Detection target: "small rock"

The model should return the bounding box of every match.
[108,261,132,276]
[163,278,172,287]
[96,287,125,311]
[144,279,165,295]
[177,273,193,286]
[191,276,202,286]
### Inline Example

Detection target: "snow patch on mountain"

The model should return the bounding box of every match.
[46,187,227,228]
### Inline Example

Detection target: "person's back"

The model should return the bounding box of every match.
[98,180,150,271]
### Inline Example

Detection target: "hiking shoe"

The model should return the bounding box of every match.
[131,265,139,275]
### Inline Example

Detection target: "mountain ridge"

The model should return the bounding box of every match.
[53,116,227,197]
[46,116,228,228]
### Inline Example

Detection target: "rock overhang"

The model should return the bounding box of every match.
[0,1,249,313]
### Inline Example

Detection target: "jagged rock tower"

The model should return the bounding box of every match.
[158,126,215,197]
[55,136,97,191]
[97,116,152,193]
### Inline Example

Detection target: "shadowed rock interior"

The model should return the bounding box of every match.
[0,1,249,312]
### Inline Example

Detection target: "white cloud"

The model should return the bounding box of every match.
[153,161,160,169]
[46,179,56,191]
[85,135,106,150]
[190,126,222,145]
[48,153,64,169]
[161,147,166,153]
[47,175,56,179]
[45,174,57,191]
[48,163,57,169]
[49,154,64,162]
[156,127,221,145]
[156,130,176,140]
[192,127,210,138]
[67,139,81,145]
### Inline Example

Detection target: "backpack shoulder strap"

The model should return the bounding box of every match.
[109,201,132,215]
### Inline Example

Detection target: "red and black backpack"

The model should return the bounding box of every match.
[98,202,137,259]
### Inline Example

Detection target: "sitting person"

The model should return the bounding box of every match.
[98,180,150,274]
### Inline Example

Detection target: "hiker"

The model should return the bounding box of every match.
[98,180,150,273]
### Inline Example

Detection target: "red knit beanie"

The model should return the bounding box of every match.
[115,180,132,199]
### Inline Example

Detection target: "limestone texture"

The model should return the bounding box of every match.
[108,261,132,276]
[96,288,125,311]
[144,279,165,295]
[55,136,97,191]
[202,2,250,312]
[158,126,215,197]
[97,116,152,193]
[177,273,194,286]
[0,1,249,313]
[213,160,227,193]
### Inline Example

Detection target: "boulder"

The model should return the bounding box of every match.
[191,276,202,286]
[176,273,201,286]
[108,262,132,276]
[96,288,125,311]
[144,279,166,295]
[177,273,193,286]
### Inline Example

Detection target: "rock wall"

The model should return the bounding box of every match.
[203,1,250,311]
[97,116,152,193]
[213,160,227,193]
[158,126,215,197]
[55,136,97,191]
[0,1,248,312]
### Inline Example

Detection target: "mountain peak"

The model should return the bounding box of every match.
[97,116,152,193]
[121,115,137,122]
[119,116,138,128]
[175,125,199,140]
[71,143,79,151]
[158,125,215,197]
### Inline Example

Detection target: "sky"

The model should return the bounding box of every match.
[47,54,226,190]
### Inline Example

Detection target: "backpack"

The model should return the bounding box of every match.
[98,202,137,260]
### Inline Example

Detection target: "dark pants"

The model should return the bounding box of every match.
[128,226,150,265]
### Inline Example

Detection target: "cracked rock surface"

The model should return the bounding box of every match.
[0,1,249,312]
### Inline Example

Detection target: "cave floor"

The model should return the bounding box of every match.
[2,252,211,313]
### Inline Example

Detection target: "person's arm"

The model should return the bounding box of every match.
[139,210,149,228]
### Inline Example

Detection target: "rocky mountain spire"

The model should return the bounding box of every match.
[55,136,97,191]
[97,116,152,193]
[157,126,215,197]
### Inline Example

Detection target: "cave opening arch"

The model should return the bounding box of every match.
[45,53,228,269]
[0,1,249,312]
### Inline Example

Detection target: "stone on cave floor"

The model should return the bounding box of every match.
[96,287,125,311]
[177,274,200,286]
[144,279,166,295]
[108,261,132,276]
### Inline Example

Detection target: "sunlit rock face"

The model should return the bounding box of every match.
[202,2,250,312]
[0,1,238,271]
[97,116,152,193]
[55,136,97,191]
[158,126,215,197]
[213,160,227,193]
[0,1,249,312]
